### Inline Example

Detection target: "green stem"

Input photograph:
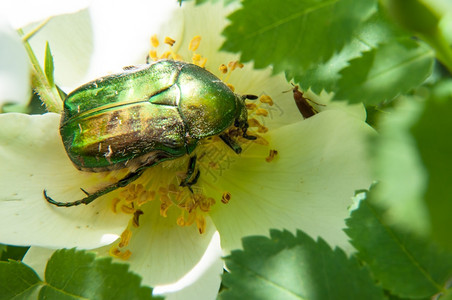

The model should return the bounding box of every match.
[22,17,51,42]
[18,27,63,113]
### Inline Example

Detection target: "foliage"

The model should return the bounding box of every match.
[0,249,160,300]
[2,0,452,299]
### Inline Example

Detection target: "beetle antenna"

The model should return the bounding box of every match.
[283,83,297,93]
[243,94,258,100]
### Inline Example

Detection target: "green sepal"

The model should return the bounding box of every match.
[44,42,55,88]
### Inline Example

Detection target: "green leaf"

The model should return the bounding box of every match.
[221,0,376,73]
[290,9,409,93]
[0,245,29,261]
[371,96,429,235]
[335,38,434,104]
[371,85,452,249]
[346,193,452,298]
[219,230,385,300]
[411,80,452,251]
[0,260,42,300]
[380,0,440,35]
[441,289,452,300]
[44,41,55,88]
[40,249,160,300]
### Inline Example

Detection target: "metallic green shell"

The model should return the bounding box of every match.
[60,60,244,172]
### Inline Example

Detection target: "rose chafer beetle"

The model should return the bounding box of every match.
[44,59,257,207]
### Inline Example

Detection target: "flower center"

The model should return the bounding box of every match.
[110,36,277,259]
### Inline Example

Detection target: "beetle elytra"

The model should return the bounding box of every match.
[44,59,257,207]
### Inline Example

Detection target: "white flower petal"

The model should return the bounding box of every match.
[122,203,222,298]
[0,0,91,29]
[27,0,183,90]
[86,0,182,79]
[0,113,130,248]
[208,110,374,252]
[152,231,223,300]
[0,21,30,106]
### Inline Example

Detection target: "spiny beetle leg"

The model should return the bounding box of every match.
[219,133,242,154]
[242,131,257,140]
[44,168,146,207]
[80,188,90,196]
[180,156,201,192]
[186,171,200,193]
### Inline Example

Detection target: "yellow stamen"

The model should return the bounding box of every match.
[185,198,196,213]
[196,214,206,234]
[227,84,235,92]
[221,191,231,204]
[197,194,215,212]
[161,51,171,59]
[266,149,278,162]
[111,197,121,213]
[110,247,132,260]
[121,204,135,214]
[246,103,258,110]
[248,118,269,133]
[168,183,178,193]
[260,95,274,106]
[151,34,159,48]
[186,210,196,226]
[177,213,186,226]
[189,35,202,51]
[164,36,176,47]
[119,229,132,248]
[158,186,168,195]
[192,54,207,67]
[137,190,154,206]
[160,195,172,217]
[173,53,183,61]
[255,108,269,116]
[228,61,243,71]
[258,126,269,133]
[148,50,158,61]
[132,209,144,227]
[198,57,207,68]
[219,64,228,74]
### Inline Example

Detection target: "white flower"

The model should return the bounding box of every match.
[0,21,29,107]
[0,0,91,29]
[0,1,374,299]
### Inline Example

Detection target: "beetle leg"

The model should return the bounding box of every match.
[180,156,201,193]
[186,171,200,193]
[219,133,242,154]
[80,187,90,196]
[44,168,147,207]
[242,129,257,140]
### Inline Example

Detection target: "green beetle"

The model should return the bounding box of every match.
[44,59,257,207]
